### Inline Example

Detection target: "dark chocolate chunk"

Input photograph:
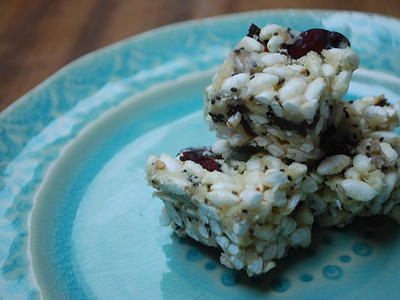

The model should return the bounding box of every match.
[208,112,225,123]
[320,125,356,156]
[240,118,257,137]
[227,104,249,117]
[267,111,307,136]
[375,96,388,107]
[247,23,261,37]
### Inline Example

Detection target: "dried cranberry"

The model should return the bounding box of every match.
[180,148,205,162]
[326,31,350,49]
[287,29,350,59]
[199,159,220,172]
[180,148,221,172]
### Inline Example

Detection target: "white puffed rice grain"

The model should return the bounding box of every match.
[317,154,352,175]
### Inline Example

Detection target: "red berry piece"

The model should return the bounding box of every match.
[180,148,205,163]
[326,31,350,49]
[180,148,221,172]
[288,29,350,59]
[200,159,221,172]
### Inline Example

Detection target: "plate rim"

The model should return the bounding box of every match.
[1,9,400,299]
[1,8,399,117]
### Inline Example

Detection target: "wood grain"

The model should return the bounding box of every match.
[1,0,399,111]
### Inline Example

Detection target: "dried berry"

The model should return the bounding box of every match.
[180,148,221,172]
[287,29,350,59]
[200,159,221,172]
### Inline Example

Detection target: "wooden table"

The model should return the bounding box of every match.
[1,0,399,111]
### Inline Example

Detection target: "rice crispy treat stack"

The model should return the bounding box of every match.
[146,147,316,276]
[204,24,359,161]
[309,96,400,227]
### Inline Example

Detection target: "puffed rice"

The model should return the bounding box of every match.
[204,24,359,162]
[310,95,400,226]
[146,148,314,276]
[145,23,400,278]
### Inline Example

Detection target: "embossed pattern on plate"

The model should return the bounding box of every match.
[0,10,399,299]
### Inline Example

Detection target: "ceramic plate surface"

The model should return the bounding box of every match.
[1,9,400,300]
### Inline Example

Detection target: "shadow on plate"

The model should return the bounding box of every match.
[160,215,398,297]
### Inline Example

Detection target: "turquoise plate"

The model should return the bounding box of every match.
[1,10,400,300]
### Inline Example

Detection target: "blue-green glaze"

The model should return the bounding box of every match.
[1,10,400,299]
